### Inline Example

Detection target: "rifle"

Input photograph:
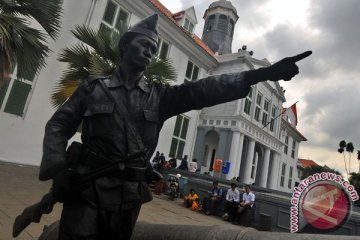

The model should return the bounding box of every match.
[12,149,147,237]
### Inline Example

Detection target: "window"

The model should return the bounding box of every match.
[228,19,234,36]
[280,163,286,187]
[243,88,253,115]
[284,135,289,154]
[254,107,261,121]
[100,1,129,36]
[262,99,270,126]
[185,60,199,82]
[254,93,262,122]
[184,18,194,33]
[169,115,190,159]
[256,93,262,105]
[291,140,296,158]
[0,66,35,117]
[270,105,276,132]
[156,38,170,60]
[205,15,216,31]
[288,166,293,188]
[217,14,228,32]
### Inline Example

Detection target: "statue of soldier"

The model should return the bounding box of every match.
[39,14,311,240]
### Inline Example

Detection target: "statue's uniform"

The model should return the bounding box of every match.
[39,69,251,239]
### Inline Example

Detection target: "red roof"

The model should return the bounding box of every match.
[298,159,319,168]
[148,0,215,57]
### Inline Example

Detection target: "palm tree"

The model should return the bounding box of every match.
[51,25,177,108]
[338,140,349,179]
[0,0,63,87]
[349,172,360,206]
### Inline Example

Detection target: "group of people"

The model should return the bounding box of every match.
[183,181,255,225]
[152,152,199,173]
[151,151,178,170]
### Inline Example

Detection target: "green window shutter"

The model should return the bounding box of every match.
[192,66,199,80]
[0,79,10,109]
[169,138,178,158]
[185,61,193,79]
[176,140,185,159]
[103,1,117,25]
[180,117,189,139]
[173,115,182,137]
[159,41,169,60]
[4,80,31,116]
[115,9,129,32]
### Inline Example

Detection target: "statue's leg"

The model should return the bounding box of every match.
[108,204,142,240]
[58,200,98,240]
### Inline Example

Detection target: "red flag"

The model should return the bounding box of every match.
[290,102,298,126]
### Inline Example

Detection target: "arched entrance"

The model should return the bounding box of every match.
[202,130,219,172]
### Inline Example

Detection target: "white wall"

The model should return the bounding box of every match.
[0,0,94,166]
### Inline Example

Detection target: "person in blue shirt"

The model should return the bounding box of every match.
[202,181,223,215]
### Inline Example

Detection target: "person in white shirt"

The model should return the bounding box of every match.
[233,184,255,224]
[222,182,240,221]
[189,158,198,172]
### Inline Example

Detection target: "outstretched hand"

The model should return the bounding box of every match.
[268,51,312,81]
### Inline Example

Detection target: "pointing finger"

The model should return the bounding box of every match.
[288,50,312,62]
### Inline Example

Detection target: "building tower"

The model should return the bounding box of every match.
[202,0,239,55]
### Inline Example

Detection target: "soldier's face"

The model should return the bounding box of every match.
[124,34,157,71]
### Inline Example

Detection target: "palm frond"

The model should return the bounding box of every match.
[0,0,63,85]
[51,79,80,108]
[0,13,49,80]
[88,53,115,76]
[145,57,177,84]
[1,0,63,40]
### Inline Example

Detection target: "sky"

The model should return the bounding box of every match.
[159,0,360,177]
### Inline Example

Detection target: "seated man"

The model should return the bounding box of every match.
[202,181,223,215]
[233,184,255,224]
[168,156,177,168]
[184,188,199,208]
[223,182,240,221]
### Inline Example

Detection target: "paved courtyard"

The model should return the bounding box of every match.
[0,161,245,239]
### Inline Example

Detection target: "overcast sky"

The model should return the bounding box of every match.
[159,0,360,177]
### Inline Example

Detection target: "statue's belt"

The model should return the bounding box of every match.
[82,149,147,181]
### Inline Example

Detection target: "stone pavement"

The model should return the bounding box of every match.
[0,161,245,240]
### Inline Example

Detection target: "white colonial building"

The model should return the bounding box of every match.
[0,0,306,193]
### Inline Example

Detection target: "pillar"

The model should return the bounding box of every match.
[259,148,271,188]
[242,138,255,184]
[233,133,244,179]
[226,131,240,180]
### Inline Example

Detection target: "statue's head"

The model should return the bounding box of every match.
[119,14,159,71]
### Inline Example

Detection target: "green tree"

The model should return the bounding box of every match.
[0,0,63,87]
[51,25,177,108]
[349,172,360,206]
[338,140,358,178]
[301,165,341,180]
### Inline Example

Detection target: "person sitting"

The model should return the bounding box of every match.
[168,156,177,168]
[232,184,255,225]
[178,155,189,171]
[202,181,223,216]
[222,182,240,221]
[184,188,199,208]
